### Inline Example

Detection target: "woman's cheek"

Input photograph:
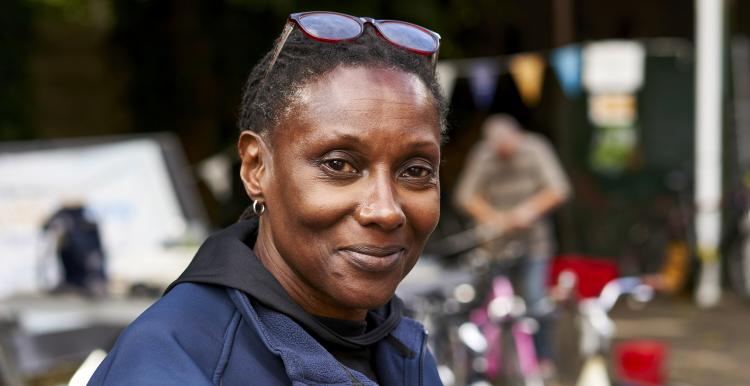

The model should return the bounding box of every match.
[289,181,358,228]
[404,189,441,237]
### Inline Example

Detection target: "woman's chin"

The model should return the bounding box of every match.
[335,283,397,311]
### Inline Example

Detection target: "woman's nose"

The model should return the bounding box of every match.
[354,174,406,231]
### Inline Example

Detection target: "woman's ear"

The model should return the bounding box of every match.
[238,131,269,201]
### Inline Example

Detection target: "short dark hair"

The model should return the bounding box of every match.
[237,26,448,141]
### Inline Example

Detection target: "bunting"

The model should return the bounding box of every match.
[467,59,500,111]
[434,39,649,110]
[550,44,583,98]
[436,62,458,101]
[508,53,546,107]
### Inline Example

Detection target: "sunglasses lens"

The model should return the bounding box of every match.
[298,13,362,40]
[378,21,438,54]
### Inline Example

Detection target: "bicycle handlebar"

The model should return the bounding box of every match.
[425,224,524,259]
[598,277,654,311]
[578,276,655,339]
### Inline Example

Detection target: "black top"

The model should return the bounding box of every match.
[315,316,375,381]
[167,218,405,382]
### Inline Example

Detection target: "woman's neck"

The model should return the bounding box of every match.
[252,218,368,321]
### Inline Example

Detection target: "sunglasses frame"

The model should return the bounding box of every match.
[261,11,441,85]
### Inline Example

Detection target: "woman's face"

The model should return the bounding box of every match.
[245,66,441,320]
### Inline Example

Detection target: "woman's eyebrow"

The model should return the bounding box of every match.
[311,131,365,146]
[407,140,440,150]
[331,132,364,144]
[315,129,439,151]
[329,136,438,151]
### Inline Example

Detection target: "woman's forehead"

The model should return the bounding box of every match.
[296,66,434,113]
[274,66,440,146]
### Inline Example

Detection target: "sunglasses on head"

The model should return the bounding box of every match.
[262,11,441,83]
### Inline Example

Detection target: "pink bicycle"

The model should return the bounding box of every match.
[454,250,547,386]
[409,227,550,386]
[460,275,545,386]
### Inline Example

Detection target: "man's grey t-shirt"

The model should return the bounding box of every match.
[454,132,571,260]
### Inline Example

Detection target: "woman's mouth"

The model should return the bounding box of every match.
[338,244,405,273]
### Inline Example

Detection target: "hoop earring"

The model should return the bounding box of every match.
[252,200,266,216]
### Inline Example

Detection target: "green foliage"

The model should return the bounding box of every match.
[27,0,89,24]
[589,124,639,175]
[0,0,33,140]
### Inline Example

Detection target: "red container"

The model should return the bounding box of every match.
[549,255,620,298]
[614,340,668,386]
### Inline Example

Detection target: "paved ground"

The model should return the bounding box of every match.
[610,292,750,386]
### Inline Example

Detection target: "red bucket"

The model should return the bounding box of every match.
[614,340,668,385]
[549,255,620,298]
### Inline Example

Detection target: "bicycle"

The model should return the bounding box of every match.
[462,258,547,386]
[549,257,656,386]
[724,183,750,300]
[427,226,550,386]
[398,255,479,386]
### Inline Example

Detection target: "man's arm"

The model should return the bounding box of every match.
[460,195,502,225]
[506,186,569,229]
[507,135,571,229]
[453,144,500,226]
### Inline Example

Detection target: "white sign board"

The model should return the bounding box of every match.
[0,138,200,298]
[583,40,646,94]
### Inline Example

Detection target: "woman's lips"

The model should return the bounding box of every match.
[339,245,405,273]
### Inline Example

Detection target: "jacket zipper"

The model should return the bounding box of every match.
[418,329,428,386]
[337,361,364,386]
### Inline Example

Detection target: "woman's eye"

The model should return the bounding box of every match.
[401,166,433,178]
[324,159,358,174]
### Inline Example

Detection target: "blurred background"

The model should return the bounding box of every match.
[1,0,750,385]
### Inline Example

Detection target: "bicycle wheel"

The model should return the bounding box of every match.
[727,231,750,300]
[497,327,526,386]
[552,305,584,384]
[445,323,473,386]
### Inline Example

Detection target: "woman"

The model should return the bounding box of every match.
[89,11,447,386]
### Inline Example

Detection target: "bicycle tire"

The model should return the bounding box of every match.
[552,306,585,384]
[497,327,526,386]
[727,232,750,300]
[447,324,472,386]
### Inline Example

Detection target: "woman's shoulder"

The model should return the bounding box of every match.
[124,282,239,341]
[87,283,242,385]
[151,282,237,319]
[138,282,244,349]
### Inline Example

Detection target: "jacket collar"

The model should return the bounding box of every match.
[167,218,403,350]
[227,288,428,385]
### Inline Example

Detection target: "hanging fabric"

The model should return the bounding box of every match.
[508,53,546,107]
[467,59,501,111]
[436,62,458,101]
[550,44,583,98]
